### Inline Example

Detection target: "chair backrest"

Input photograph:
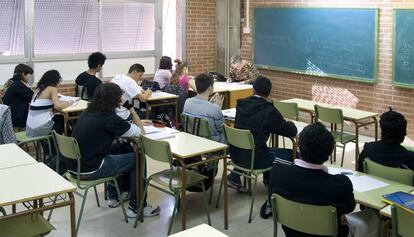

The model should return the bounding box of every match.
[271,194,338,237]
[140,135,172,164]
[273,100,299,120]
[76,85,89,101]
[314,105,343,125]
[391,205,414,237]
[223,124,256,170]
[364,158,414,186]
[181,114,211,139]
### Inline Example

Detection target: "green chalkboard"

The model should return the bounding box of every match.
[253,8,378,83]
[393,9,414,88]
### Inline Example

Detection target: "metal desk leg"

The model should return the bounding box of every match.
[223,155,228,229]
[69,192,77,237]
[178,159,188,230]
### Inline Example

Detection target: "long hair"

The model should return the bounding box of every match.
[35,70,61,99]
[170,59,188,85]
[159,56,173,70]
[88,83,123,113]
[13,64,33,81]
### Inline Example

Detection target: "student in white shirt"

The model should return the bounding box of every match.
[111,64,152,119]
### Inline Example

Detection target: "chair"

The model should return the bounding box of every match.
[271,193,338,237]
[391,205,414,237]
[15,131,53,164]
[364,158,414,186]
[216,124,273,223]
[76,85,89,101]
[134,135,211,235]
[314,105,357,167]
[272,100,300,149]
[52,131,128,234]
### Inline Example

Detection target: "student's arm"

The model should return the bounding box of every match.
[136,89,152,102]
[15,82,34,102]
[336,176,356,215]
[268,107,298,138]
[51,87,72,110]
[188,78,197,92]
[357,144,368,172]
[213,106,225,135]
[130,108,145,135]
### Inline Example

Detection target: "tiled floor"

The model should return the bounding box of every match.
[28,133,375,237]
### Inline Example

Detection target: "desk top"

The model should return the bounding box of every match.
[282,98,378,121]
[380,191,414,218]
[0,163,76,207]
[169,224,228,237]
[213,82,253,93]
[163,132,228,159]
[60,99,88,113]
[148,91,178,101]
[0,144,36,170]
[353,173,413,210]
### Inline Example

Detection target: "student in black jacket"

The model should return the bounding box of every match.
[75,52,106,99]
[2,64,34,128]
[270,122,356,237]
[228,76,297,191]
[358,108,414,171]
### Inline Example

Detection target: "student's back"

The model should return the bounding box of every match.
[75,52,106,98]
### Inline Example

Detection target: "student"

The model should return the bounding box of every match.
[75,52,106,98]
[228,76,297,191]
[69,83,160,218]
[111,63,152,119]
[163,60,188,118]
[269,122,356,237]
[2,64,34,128]
[182,73,224,143]
[173,59,195,93]
[228,54,260,84]
[153,56,172,89]
[358,108,414,171]
[26,70,72,137]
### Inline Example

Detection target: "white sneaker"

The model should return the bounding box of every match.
[107,199,120,208]
[126,205,161,218]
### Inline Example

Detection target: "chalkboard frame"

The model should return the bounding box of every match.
[393,9,414,89]
[252,7,379,83]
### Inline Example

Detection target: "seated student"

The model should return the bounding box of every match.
[183,73,224,143]
[269,122,356,237]
[111,63,152,119]
[69,83,161,218]
[2,64,34,128]
[75,52,106,98]
[228,76,297,191]
[153,56,172,89]
[228,54,260,84]
[26,70,72,137]
[163,60,188,117]
[174,59,195,93]
[358,108,414,171]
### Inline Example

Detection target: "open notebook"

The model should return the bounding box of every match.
[143,125,176,140]
[58,94,80,105]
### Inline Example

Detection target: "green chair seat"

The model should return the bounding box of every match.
[332,131,357,144]
[151,167,207,190]
[231,161,272,176]
[65,172,119,188]
[15,132,50,143]
[0,214,54,237]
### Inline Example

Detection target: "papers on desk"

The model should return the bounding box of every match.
[222,108,236,119]
[327,167,389,192]
[143,125,162,134]
[328,167,355,176]
[58,94,80,105]
[143,126,177,140]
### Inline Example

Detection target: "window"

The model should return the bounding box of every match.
[0,0,24,56]
[33,0,99,55]
[102,1,155,52]
[162,0,182,60]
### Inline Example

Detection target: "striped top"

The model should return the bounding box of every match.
[26,98,54,137]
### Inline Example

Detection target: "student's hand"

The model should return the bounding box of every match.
[210,93,224,108]
[142,120,153,126]
[146,89,152,96]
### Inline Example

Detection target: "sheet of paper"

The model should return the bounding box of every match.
[327,167,355,175]
[347,175,389,192]
[143,125,161,134]
[222,108,236,118]
[145,130,175,140]
[58,94,80,104]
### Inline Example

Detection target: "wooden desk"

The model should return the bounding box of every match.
[59,99,88,135]
[0,144,36,170]
[380,191,414,218]
[213,82,253,109]
[0,163,77,236]
[133,130,229,231]
[169,224,229,237]
[142,91,178,119]
[282,98,379,170]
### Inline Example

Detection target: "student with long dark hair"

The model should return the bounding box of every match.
[153,56,172,89]
[1,64,34,128]
[26,70,72,137]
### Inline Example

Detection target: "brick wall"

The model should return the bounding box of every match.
[239,0,414,138]
[186,0,216,74]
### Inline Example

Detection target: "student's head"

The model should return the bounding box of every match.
[380,107,407,145]
[37,70,62,89]
[88,83,123,113]
[195,73,214,95]
[253,76,272,98]
[13,64,33,83]
[170,59,188,85]
[299,122,335,165]
[88,52,106,71]
[128,64,145,81]
[159,56,173,70]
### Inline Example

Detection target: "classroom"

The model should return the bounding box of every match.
[1,0,414,237]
